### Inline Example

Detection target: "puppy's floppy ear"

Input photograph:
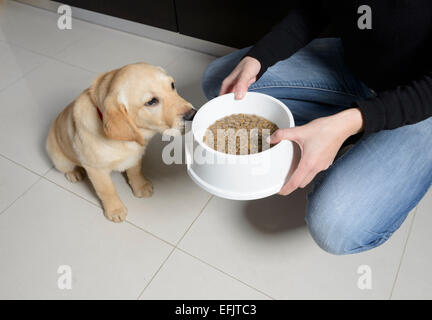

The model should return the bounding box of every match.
[102,96,145,146]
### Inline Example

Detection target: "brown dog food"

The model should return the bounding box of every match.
[203,113,279,155]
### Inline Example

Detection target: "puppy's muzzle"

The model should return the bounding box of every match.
[182,109,197,121]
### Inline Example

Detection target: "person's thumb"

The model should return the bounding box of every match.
[267,128,298,144]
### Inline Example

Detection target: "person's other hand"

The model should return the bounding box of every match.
[219,56,261,100]
[268,108,364,196]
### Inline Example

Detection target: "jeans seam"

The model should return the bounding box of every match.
[248,84,360,99]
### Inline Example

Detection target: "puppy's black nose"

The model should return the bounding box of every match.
[183,109,197,121]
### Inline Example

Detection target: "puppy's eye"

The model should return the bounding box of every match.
[145,97,158,106]
[171,82,175,90]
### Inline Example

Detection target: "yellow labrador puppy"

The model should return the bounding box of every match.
[46,62,195,222]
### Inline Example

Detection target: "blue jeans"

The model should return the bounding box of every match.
[202,38,432,255]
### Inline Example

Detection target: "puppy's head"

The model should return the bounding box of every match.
[90,62,195,146]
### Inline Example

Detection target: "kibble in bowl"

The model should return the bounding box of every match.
[203,113,279,155]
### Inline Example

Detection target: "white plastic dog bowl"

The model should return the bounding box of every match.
[185,92,295,200]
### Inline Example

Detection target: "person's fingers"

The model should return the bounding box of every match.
[219,64,244,96]
[267,128,299,145]
[247,77,257,87]
[232,73,251,100]
[233,85,247,99]
[219,76,234,96]
[279,158,310,196]
[299,169,318,189]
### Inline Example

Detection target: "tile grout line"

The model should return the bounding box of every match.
[172,193,276,300]
[124,220,176,248]
[136,246,176,300]
[39,36,102,74]
[389,206,419,299]
[136,194,275,300]
[40,175,178,248]
[134,194,213,299]
[0,22,95,70]
[0,175,44,218]
[176,247,276,300]
[0,52,51,95]
[175,194,213,247]
[45,45,99,75]
[0,39,97,98]
[42,176,162,241]
[0,36,97,75]
[0,153,46,177]
[1,1,88,57]
[162,50,190,70]
[41,176,102,208]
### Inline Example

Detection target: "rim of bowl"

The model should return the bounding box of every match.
[191,92,295,159]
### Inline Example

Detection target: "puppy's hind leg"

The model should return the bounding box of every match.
[65,167,86,183]
[46,124,85,183]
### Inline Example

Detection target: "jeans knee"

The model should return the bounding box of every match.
[305,195,391,255]
[201,59,226,100]
[305,211,347,255]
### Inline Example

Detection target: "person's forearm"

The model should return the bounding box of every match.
[354,72,432,135]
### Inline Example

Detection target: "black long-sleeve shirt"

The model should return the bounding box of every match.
[246,0,432,135]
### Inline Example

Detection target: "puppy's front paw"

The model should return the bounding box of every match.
[132,180,154,198]
[104,204,128,223]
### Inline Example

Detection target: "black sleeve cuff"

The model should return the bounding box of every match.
[352,99,386,136]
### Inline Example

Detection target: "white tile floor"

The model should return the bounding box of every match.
[0,1,430,299]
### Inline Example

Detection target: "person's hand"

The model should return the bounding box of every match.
[219,56,261,100]
[268,108,364,195]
